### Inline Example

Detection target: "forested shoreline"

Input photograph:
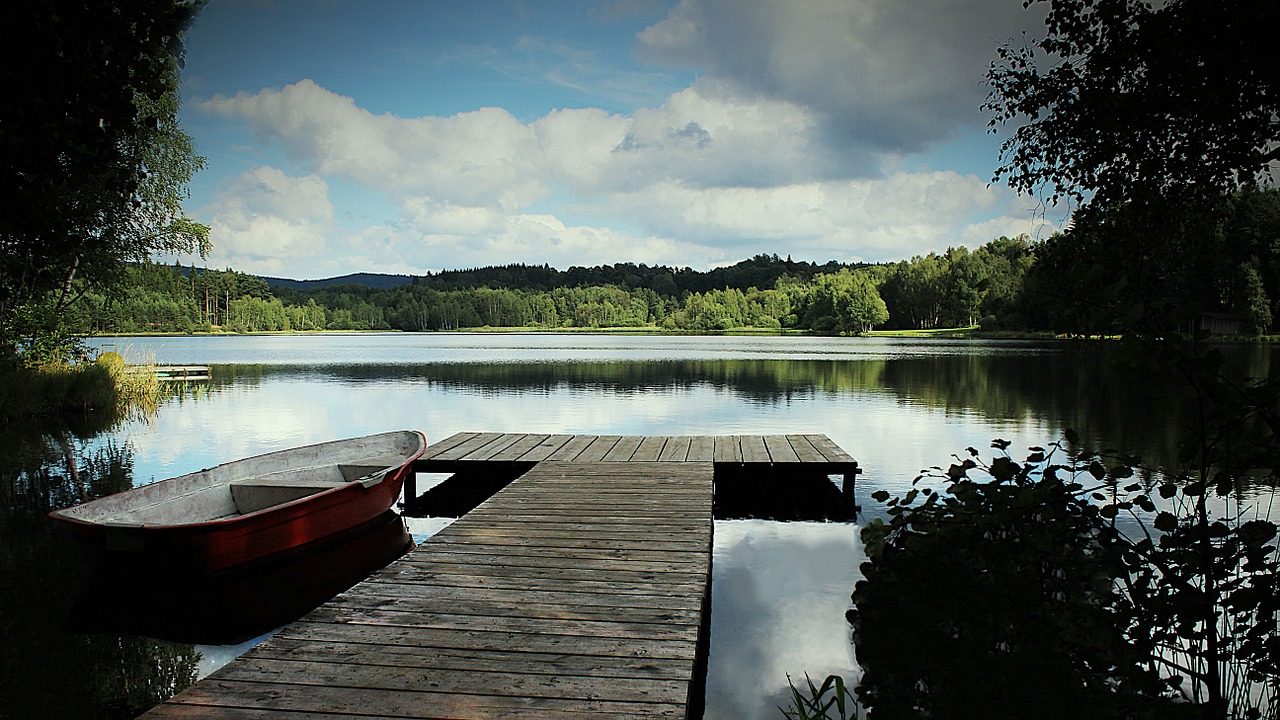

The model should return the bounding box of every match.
[73,188,1280,338]
[70,237,1024,335]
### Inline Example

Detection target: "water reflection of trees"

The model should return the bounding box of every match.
[204,345,1279,468]
[0,431,199,719]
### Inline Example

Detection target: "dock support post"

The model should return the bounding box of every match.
[841,462,862,515]
[402,472,417,508]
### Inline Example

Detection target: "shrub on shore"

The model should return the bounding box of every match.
[0,352,161,427]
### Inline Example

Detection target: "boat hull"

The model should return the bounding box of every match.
[50,430,426,576]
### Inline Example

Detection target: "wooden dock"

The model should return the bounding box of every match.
[140,432,856,720]
[126,364,212,381]
[414,432,857,473]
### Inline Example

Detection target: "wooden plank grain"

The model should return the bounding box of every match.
[463,433,527,461]
[418,431,479,460]
[365,569,707,598]
[574,435,621,462]
[603,435,644,461]
[295,608,701,643]
[321,593,701,625]
[631,436,668,461]
[252,638,693,678]
[424,432,505,462]
[276,622,701,661]
[763,435,801,463]
[513,434,574,462]
[785,434,827,463]
[686,436,715,462]
[214,657,693,705]
[804,433,856,464]
[488,433,550,462]
[739,435,771,463]
[658,436,692,462]
[543,434,596,461]
[713,435,741,463]
[158,679,688,719]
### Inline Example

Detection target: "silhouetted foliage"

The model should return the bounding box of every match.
[0,1,209,363]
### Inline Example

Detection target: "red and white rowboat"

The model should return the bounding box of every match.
[49,430,426,575]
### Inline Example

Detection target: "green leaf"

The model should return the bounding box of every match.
[1238,520,1277,547]
[1154,512,1178,532]
[871,490,891,503]
[990,456,1020,482]
[1088,461,1106,480]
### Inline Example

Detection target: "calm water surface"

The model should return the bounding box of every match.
[5,333,1276,719]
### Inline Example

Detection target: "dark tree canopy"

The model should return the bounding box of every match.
[985,0,1280,208]
[0,0,208,360]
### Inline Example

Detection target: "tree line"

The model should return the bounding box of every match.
[73,237,1030,335]
[74,195,1280,338]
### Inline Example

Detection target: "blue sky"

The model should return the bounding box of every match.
[173,0,1053,280]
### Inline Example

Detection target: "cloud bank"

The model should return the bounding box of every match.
[189,0,1044,278]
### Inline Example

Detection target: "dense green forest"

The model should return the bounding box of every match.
[70,189,1280,336]
[67,238,1022,334]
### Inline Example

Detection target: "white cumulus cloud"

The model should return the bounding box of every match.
[196,166,334,274]
[637,0,1039,155]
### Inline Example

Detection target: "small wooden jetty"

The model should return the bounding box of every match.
[126,364,212,381]
[140,432,857,720]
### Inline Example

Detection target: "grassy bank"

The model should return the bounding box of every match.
[0,353,162,428]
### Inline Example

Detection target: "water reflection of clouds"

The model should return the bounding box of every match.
[706,520,863,720]
[118,365,1060,501]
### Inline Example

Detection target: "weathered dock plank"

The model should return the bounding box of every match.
[488,432,549,461]
[687,435,715,462]
[604,435,644,461]
[423,431,503,462]
[544,434,596,461]
[575,434,621,462]
[740,435,770,463]
[626,435,664,461]
[786,433,827,463]
[514,433,574,462]
[803,433,857,465]
[763,434,802,463]
[713,435,741,463]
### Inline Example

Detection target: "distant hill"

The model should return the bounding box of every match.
[258,255,859,295]
[262,272,415,291]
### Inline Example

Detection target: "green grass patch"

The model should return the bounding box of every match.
[0,352,163,428]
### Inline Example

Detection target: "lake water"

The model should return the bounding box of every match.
[5,332,1276,718]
